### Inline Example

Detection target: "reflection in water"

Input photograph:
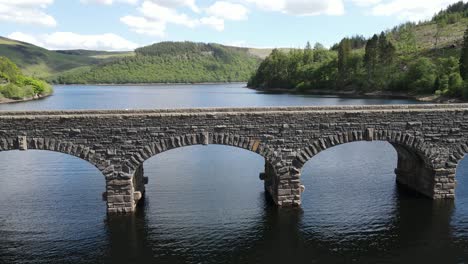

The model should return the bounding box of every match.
[102,144,467,263]
[0,150,108,264]
[0,84,420,111]
[1,132,468,263]
[1,84,468,263]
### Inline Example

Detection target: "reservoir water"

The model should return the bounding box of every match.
[1,84,467,263]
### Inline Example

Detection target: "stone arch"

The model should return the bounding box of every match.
[0,136,112,178]
[292,129,442,199]
[440,142,468,199]
[118,133,282,211]
[448,142,468,168]
[124,133,280,174]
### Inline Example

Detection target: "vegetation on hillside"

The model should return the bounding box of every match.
[53,42,262,84]
[0,56,53,100]
[0,37,130,78]
[248,1,468,99]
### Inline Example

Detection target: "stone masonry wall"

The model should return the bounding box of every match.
[0,104,467,213]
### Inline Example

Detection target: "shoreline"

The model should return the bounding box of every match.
[1,85,462,105]
[53,82,247,86]
[0,93,52,104]
[248,87,464,103]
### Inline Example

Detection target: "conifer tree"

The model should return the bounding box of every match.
[337,38,351,86]
[304,41,313,64]
[364,35,379,83]
[460,27,468,80]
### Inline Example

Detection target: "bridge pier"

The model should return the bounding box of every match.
[393,144,436,198]
[132,165,148,205]
[106,165,148,214]
[392,144,456,199]
[260,160,304,207]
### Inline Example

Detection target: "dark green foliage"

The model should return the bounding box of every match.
[405,58,437,93]
[331,35,367,50]
[433,1,468,24]
[248,3,468,99]
[248,49,293,89]
[460,27,468,80]
[362,33,396,90]
[248,33,453,96]
[248,45,339,90]
[364,35,379,85]
[0,56,21,82]
[463,80,468,99]
[0,83,26,99]
[433,57,463,96]
[55,42,261,84]
[337,38,352,87]
[18,76,53,95]
[0,57,52,99]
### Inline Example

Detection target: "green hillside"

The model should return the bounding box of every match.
[0,37,129,79]
[0,56,53,101]
[248,1,468,100]
[53,42,262,84]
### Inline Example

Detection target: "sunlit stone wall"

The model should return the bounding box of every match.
[0,104,466,213]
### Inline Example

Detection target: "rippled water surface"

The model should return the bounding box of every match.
[1,84,468,263]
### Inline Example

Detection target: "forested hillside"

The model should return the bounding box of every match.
[248,1,468,99]
[53,42,262,84]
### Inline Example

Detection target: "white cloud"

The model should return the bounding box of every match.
[242,0,345,16]
[121,0,228,37]
[370,0,462,21]
[121,1,199,37]
[0,0,56,27]
[206,1,249,21]
[138,1,198,27]
[200,16,225,31]
[121,15,167,37]
[7,32,139,51]
[7,32,38,44]
[146,0,199,12]
[284,0,344,16]
[80,0,138,4]
[242,0,284,12]
[350,0,382,7]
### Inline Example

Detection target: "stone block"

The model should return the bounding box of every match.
[17,136,27,151]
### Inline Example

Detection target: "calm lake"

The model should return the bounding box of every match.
[1,83,468,263]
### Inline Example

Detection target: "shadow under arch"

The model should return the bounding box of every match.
[292,130,439,199]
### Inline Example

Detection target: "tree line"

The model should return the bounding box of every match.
[53,42,261,84]
[249,25,468,99]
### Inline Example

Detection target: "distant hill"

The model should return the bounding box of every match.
[4,2,468,87]
[0,37,129,79]
[0,35,288,84]
[53,42,262,84]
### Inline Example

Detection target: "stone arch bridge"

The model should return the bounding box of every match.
[0,104,467,214]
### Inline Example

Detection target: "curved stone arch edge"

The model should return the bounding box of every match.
[292,129,444,173]
[0,136,111,177]
[123,132,281,178]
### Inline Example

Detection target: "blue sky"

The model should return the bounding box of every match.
[0,0,463,51]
